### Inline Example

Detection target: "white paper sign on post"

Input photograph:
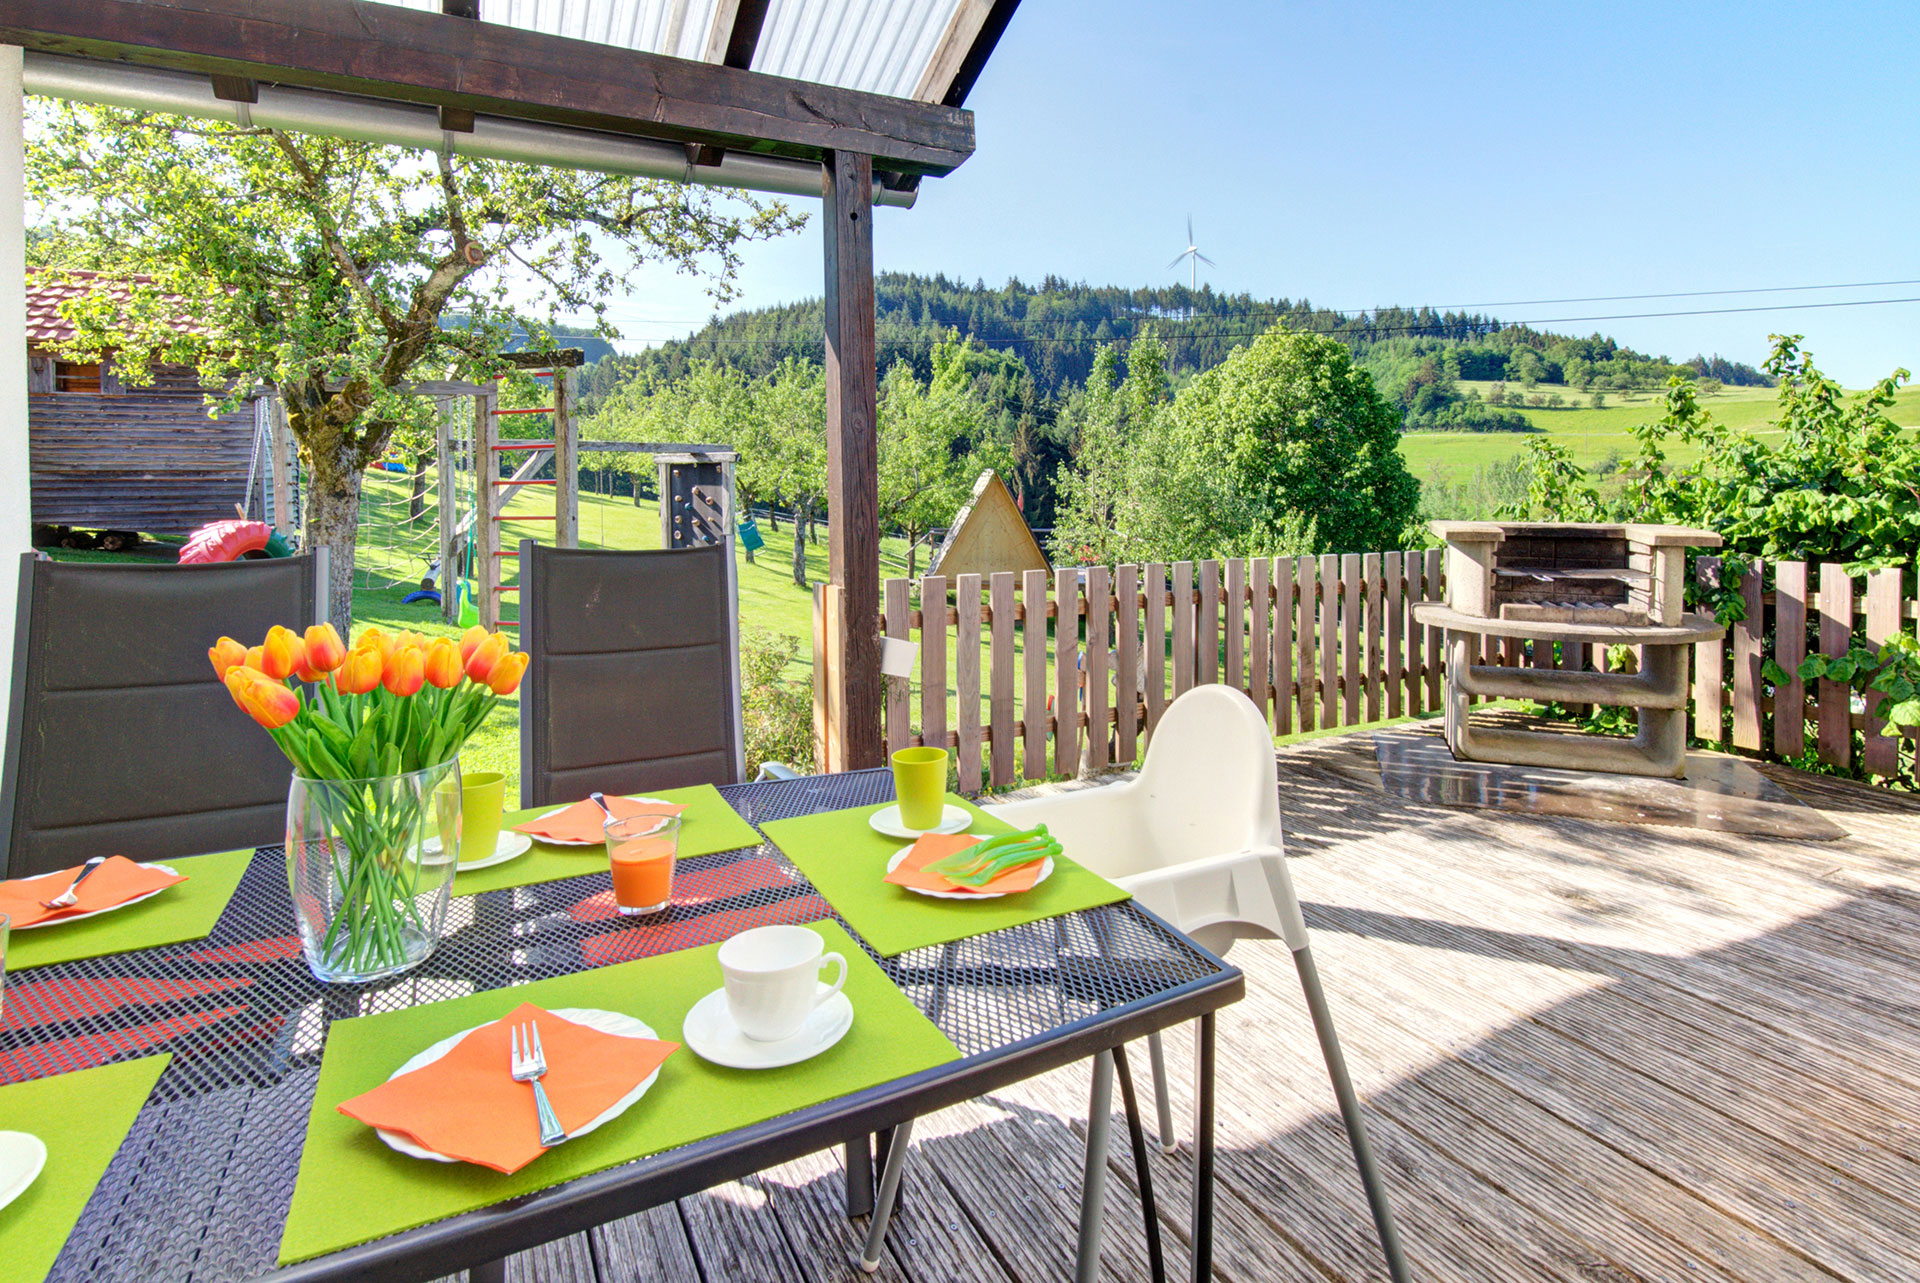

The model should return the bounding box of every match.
[878,635,916,679]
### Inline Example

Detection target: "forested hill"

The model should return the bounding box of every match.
[582,274,1770,426]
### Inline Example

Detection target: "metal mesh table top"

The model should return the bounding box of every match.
[0,770,1236,1282]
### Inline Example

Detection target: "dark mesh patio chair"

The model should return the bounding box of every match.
[519,540,745,808]
[0,551,328,880]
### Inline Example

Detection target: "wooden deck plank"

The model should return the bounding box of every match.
[591,1206,704,1282]
[544,724,1920,1283]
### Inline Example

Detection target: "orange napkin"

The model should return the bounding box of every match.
[337,1002,679,1173]
[0,856,188,928]
[513,795,688,844]
[883,833,1045,896]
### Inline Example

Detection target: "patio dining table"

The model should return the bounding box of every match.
[0,768,1244,1283]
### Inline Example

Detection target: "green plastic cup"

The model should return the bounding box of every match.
[457,770,507,863]
[891,747,949,831]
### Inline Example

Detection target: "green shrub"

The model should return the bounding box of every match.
[740,628,814,776]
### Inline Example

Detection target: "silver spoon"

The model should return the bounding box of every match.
[41,857,106,910]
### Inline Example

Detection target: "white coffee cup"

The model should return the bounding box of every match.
[717,925,848,1042]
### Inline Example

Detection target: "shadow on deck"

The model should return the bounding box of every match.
[465,728,1920,1283]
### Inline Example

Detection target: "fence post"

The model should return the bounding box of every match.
[1224,557,1246,699]
[1362,552,1383,723]
[1198,559,1221,686]
[955,572,983,792]
[1054,566,1080,776]
[1693,557,1725,745]
[1424,548,1445,710]
[1022,568,1049,780]
[1731,561,1765,753]
[1272,558,1294,735]
[1086,564,1110,771]
[1116,564,1140,767]
[1384,551,1403,721]
[1172,561,1194,700]
[1249,557,1270,723]
[989,571,1016,787]
[1341,552,1362,725]
[884,577,911,756]
[1317,554,1338,729]
[1145,562,1167,746]
[1773,561,1807,760]
[919,574,948,759]
[1816,563,1853,770]
[1864,567,1903,777]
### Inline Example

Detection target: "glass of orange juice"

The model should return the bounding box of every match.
[604,814,680,915]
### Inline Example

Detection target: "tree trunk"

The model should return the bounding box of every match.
[767,504,780,534]
[906,529,919,579]
[407,456,428,522]
[305,453,364,633]
[791,498,809,588]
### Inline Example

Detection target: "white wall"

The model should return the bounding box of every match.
[0,48,25,731]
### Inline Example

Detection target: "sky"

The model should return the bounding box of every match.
[605,0,1920,388]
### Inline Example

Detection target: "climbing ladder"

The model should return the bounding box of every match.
[472,356,580,634]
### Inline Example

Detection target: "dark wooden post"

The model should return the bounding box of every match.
[822,150,882,769]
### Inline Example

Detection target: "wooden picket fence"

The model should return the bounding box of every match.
[1693,558,1919,780]
[843,553,1920,793]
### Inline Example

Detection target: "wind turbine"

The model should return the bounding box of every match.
[1167,215,1216,290]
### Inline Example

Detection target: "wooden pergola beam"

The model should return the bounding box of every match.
[0,0,976,176]
[822,150,882,769]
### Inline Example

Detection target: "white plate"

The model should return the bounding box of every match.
[521,797,674,847]
[886,845,1054,900]
[682,988,854,1070]
[0,1131,47,1213]
[419,830,534,871]
[866,804,972,840]
[375,1008,663,1163]
[11,863,180,930]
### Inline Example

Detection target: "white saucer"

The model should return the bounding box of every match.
[867,804,971,840]
[886,844,1055,899]
[420,830,533,871]
[682,988,854,1070]
[375,1008,662,1163]
[0,1131,47,1213]
[11,863,179,929]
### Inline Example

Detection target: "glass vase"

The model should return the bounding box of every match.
[286,760,461,984]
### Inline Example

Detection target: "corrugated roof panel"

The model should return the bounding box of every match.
[753,0,960,98]
[361,0,961,97]
[365,0,721,62]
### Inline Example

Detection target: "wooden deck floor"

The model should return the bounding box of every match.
[457,726,1920,1283]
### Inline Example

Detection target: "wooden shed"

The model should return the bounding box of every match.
[27,269,261,536]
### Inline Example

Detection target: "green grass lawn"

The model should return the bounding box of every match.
[1404,382,1920,476]
[349,472,940,805]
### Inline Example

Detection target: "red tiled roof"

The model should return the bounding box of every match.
[25,267,205,347]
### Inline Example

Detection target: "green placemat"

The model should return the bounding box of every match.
[760,794,1132,957]
[0,1054,171,1283]
[279,919,956,1264]
[453,784,763,896]
[5,849,254,972]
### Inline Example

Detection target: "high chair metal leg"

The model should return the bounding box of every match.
[1294,944,1413,1283]
[1147,1028,1178,1153]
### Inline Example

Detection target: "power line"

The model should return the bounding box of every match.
[1423,278,1920,311]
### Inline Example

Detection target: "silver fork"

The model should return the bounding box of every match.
[510,1020,567,1147]
[40,857,105,909]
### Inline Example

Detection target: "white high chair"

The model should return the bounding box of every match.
[985,685,1411,1281]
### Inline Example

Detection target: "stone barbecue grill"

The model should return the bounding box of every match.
[1412,521,1727,777]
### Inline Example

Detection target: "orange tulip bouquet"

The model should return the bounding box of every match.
[211,623,529,982]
